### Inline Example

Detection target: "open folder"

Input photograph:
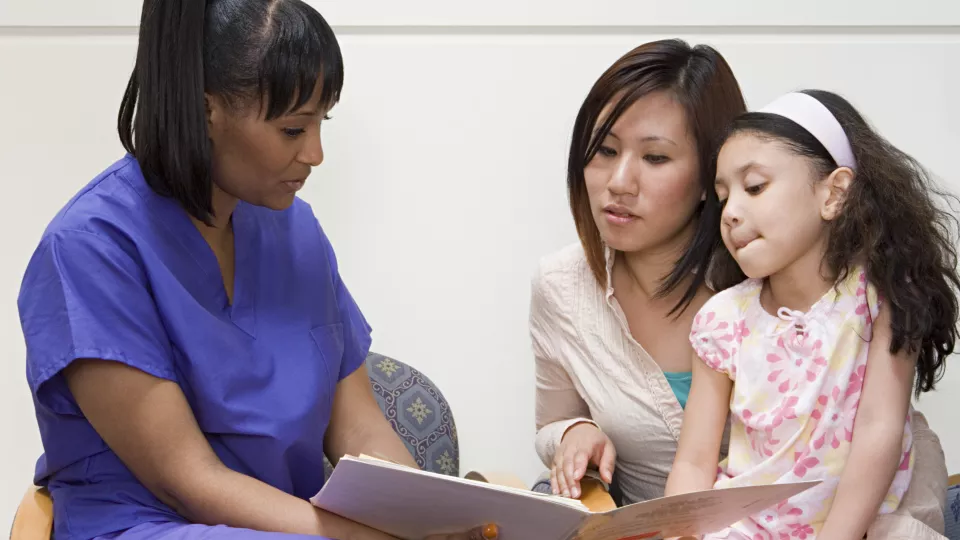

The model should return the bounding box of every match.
[310,455,818,540]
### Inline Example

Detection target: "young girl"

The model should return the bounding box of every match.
[664,90,959,539]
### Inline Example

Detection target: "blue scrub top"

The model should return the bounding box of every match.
[18,155,372,540]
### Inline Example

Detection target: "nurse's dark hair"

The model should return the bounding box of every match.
[710,89,960,397]
[117,0,343,224]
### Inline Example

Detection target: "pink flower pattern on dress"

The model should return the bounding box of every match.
[692,311,735,372]
[692,267,914,539]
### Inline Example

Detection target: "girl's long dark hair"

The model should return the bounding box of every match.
[711,90,960,396]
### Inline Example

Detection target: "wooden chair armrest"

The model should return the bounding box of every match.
[10,486,53,540]
[949,473,959,487]
[463,470,617,513]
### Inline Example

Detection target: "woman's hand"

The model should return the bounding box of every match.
[551,422,616,499]
[425,524,499,540]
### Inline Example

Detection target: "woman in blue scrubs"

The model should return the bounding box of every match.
[17,1,497,539]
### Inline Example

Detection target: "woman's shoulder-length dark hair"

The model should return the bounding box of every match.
[567,38,746,314]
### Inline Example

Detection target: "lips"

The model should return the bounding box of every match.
[603,204,638,219]
[283,179,306,192]
[730,234,758,251]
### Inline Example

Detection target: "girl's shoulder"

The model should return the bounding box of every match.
[825,264,882,325]
[698,276,763,322]
[690,278,759,345]
[690,278,761,376]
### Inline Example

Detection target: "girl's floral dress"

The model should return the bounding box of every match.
[690,266,913,539]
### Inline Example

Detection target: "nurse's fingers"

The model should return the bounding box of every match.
[423,523,499,540]
[470,524,499,540]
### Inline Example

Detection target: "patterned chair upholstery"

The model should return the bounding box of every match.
[947,475,960,540]
[531,472,551,495]
[323,352,459,479]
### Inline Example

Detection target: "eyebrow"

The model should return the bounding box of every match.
[603,130,678,146]
[738,161,766,177]
[715,161,766,186]
[642,135,677,146]
[290,109,318,117]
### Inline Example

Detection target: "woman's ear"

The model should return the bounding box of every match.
[205,93,223,137]
[820,167,854,221]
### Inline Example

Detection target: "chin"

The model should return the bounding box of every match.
[733,257,777,280]
[599,232,646,253]
[739,266,768,280]
[261,194,298,212]
[595,222,640,251]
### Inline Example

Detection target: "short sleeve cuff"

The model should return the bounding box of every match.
[690,310,737,378]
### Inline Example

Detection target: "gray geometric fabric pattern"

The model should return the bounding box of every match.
[323,352,460,480]
[366,352,459,476]
[947,483,960,540]
[531,470,552,495]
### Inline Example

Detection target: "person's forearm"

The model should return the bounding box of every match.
[662,463,720,540]
[664,460,717,497]
[331,417,418,469]
[818,424,904,540]
[165,461,380,538]
[355,423,419,468]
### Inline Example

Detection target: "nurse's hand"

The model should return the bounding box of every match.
[424,524,499,540]
[336,522,497,540]
[346,522,498,540]
[552,422,616,499]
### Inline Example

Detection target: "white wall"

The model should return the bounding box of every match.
[2,1,959,533]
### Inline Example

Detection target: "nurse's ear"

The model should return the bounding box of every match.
[205,92,227,141]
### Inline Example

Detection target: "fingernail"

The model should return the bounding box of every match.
[572,487,579,498]
[482,524,498,539]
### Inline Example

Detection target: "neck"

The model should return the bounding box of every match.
[765,238,834,312]
[190,185,238,248]
[617,221,695,300]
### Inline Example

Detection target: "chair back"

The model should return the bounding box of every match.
[323,352,460,479]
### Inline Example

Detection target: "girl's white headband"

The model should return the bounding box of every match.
[758,92,857,171]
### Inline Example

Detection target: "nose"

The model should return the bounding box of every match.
[721,194,743,229]
[607,155,639,196]
[298,125,324,167]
